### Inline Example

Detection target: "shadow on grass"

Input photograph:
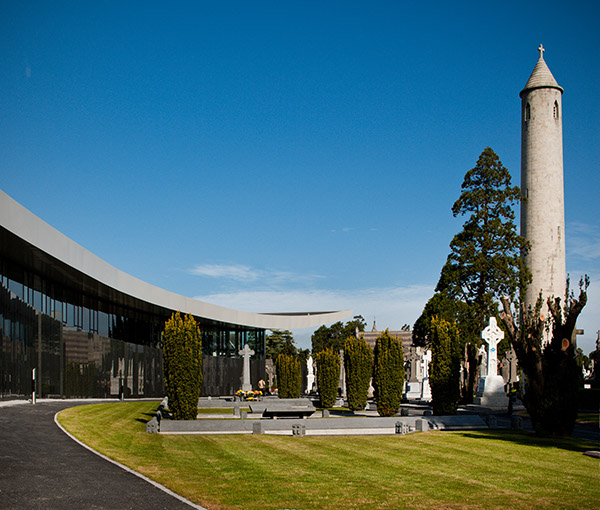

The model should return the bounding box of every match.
[134,411,157,425]
[456,429,598,454]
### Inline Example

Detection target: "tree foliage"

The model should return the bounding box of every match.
[315,348,341,409]
[311,316,366,354]
[429,317,462,415]
[413,292,460,347]
[162,312,203,420]
[344,336,373,411]
[372,330,405,417]
[275,354,302,399]
[500,277,589,436]
[266,330,297,359]
[436,147,530,341]
[416,148,529,347]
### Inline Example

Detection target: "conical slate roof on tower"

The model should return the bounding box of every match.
[520,44,563,97]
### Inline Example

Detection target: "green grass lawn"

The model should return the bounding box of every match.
[57,401,600,510]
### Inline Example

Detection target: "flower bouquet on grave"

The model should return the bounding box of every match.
[235,390,263,401]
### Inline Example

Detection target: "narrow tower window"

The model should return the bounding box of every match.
[553,100,559,119]
[525,103,531,121]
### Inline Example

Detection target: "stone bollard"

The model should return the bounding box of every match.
[146,416,159,434]
[292,424,306,437]
[487,415,498,429]
[511,415,523,430]
[233,404,240,417]
[415,419,428,432]
[252,422,264,434]
[321,409,330,418]
[240,410,248,419]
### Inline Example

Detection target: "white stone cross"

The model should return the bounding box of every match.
[538,44,545,59]
[421,349,432,380]
[239,343,255,392]
[481,317,504,377]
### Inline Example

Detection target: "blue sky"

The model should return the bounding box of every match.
[1,1,598,353]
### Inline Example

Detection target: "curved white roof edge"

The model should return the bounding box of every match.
[0,190,351,329]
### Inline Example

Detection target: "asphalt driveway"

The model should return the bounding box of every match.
[0,400,200,510]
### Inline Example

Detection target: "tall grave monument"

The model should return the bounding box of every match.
[474,317,509,409]
[239,344,255,392]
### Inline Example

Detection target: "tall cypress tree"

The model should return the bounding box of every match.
[429,317,461,416]
[372,330,404,417]
[344,336,373,411]
[275,354,301,398]
[163,312,203,420]
[315,348,341,409]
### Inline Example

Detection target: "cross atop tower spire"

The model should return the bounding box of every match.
[538,44,545,59]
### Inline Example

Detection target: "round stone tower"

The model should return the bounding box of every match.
[520,45,566,311]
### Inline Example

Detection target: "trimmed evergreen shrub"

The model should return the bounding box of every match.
[344,336,373,411]
[429,317,461,415]
[373,330,405,417]
[275,354,302,398]
[162,312,203,420]
[315,348,341,408]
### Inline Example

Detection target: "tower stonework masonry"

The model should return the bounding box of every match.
[520,45,566,312]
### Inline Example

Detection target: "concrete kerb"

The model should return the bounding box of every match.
[158,414,488,436]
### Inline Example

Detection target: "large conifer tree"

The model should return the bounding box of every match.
[435,147,530,340]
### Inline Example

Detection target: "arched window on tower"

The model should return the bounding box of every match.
[525,103,531,121]
[553,100,559,119]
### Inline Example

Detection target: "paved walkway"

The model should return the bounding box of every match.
[0,401,201,510]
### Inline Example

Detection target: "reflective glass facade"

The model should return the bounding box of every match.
[0,226,265,399]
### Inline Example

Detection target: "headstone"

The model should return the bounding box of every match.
[239,343,255,392]
[511,415,523,430]
[506,348,519,386]
[306,356,315,394]
[473,318,509,409]
[265,359,276,391]
[404,346,422,400]
[367,377,375,398]
[252,422,264,434]
[322,409,330,418]
[478,344,488,377]
[415,419,428,432]
[339,350,346,398]
[420,350,432,401]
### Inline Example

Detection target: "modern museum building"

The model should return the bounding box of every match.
[0,189,348,400]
